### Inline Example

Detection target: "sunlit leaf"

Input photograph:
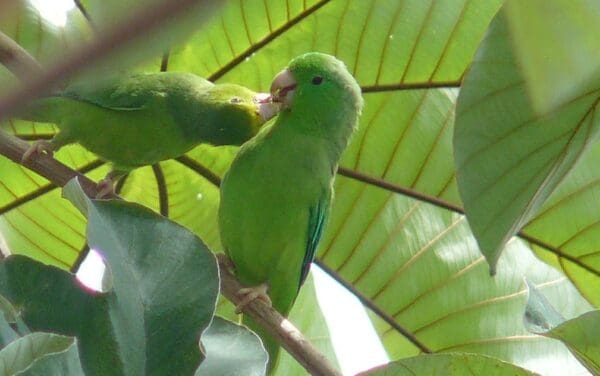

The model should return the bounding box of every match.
[454,5,600,271]
[505,0,600,113]
[523,141,600,306]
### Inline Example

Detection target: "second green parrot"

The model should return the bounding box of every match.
[17,72,278,194]
[219,52,363,371]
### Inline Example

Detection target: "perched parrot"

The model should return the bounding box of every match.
[17,72,279,195]
[218,52,363,370]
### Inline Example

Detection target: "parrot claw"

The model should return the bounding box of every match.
[21,140,55,162]
[235,283,271,313]
[96,178,115,199]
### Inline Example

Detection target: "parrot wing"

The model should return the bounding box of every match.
[299,193,330,287]
[58,72,212,111]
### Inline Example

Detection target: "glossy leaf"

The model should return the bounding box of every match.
[197,316,267,376]
[0,333,83,376]
[0,179,220,375]
[359,353,536,376]
[525,282,600,375]
[454,5,600,271]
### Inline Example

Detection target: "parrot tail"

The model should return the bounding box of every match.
[242,314,282,375]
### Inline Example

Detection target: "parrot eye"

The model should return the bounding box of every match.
[230,97,243,103]
[311,76,323,85]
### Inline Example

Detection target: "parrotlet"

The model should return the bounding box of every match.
[218,52,363,370]
[18,72,278,195]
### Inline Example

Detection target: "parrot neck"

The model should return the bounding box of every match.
[278,105,358,163]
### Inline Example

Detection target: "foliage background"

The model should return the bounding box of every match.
[0,1,598,375]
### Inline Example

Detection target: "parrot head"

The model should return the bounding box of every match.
[270,52,363,122]
[206,83,280,145]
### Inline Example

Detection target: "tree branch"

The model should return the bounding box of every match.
[0,131,117,199]
[217,254,342,376]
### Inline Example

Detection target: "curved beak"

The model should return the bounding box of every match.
[270,69,296,108]
[254,93,280,121]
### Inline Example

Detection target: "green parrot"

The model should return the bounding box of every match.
[17,72,279,195]
[218,52,363,370]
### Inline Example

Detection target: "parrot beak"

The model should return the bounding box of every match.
[254,92,272,104]
[270,69,296,109]
[253,92,280,122]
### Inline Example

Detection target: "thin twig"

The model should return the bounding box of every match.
[73,0,97,31]
[338,167,463,213]
[0,31,43,79]
[151,163,169,217]
[361,80,462,93]
[217,254,342,376]
[0,131,116,199]
[175,155,223,187]
[160,51,170,72]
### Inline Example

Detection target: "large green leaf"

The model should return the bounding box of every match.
[454,4,600,271]
[170,0,502,90]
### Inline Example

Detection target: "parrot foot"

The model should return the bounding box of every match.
[235,283,272,314]
[96,178,115,199]
[21,140,55,162]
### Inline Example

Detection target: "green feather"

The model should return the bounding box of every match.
[219,52,363,371]
[301,196,329,287]
[18,72,274,171]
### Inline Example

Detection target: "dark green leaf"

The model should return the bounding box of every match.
[0,332,83,376]
[196,316,267,376]
[0,178,219,375]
